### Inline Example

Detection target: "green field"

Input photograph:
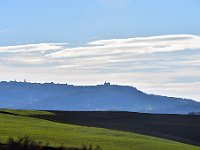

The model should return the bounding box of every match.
[0,109,199,150]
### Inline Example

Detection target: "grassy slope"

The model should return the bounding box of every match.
[0,110,199,150]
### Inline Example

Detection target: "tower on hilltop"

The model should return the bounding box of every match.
[104,81,110,86]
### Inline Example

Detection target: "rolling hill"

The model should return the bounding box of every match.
[0,81,200,114]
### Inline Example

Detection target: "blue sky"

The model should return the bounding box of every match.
[0,0,200,100]
[0,0,200,46]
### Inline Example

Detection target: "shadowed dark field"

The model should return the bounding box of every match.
[34,111,200,146]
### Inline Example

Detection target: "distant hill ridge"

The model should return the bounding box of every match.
[0,81,200,114]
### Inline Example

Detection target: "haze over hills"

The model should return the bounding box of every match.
[0,81,200,114]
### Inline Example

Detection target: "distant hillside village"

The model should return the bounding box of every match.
[0,80,113,87]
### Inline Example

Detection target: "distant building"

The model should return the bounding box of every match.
[104,81,110,86]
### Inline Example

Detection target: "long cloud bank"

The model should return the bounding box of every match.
[50,34,200,58]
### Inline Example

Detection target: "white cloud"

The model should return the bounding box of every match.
[0,43,66,65]
[50,34,200,58]
[0,43,66,53]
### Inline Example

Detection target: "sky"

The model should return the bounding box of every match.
[0,0,200,101]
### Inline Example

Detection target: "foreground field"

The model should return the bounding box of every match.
[0,110,199,150]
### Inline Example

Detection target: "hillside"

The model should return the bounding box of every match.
[0,109,200,150]
[29,110,200,146]
[0,81,200,114]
